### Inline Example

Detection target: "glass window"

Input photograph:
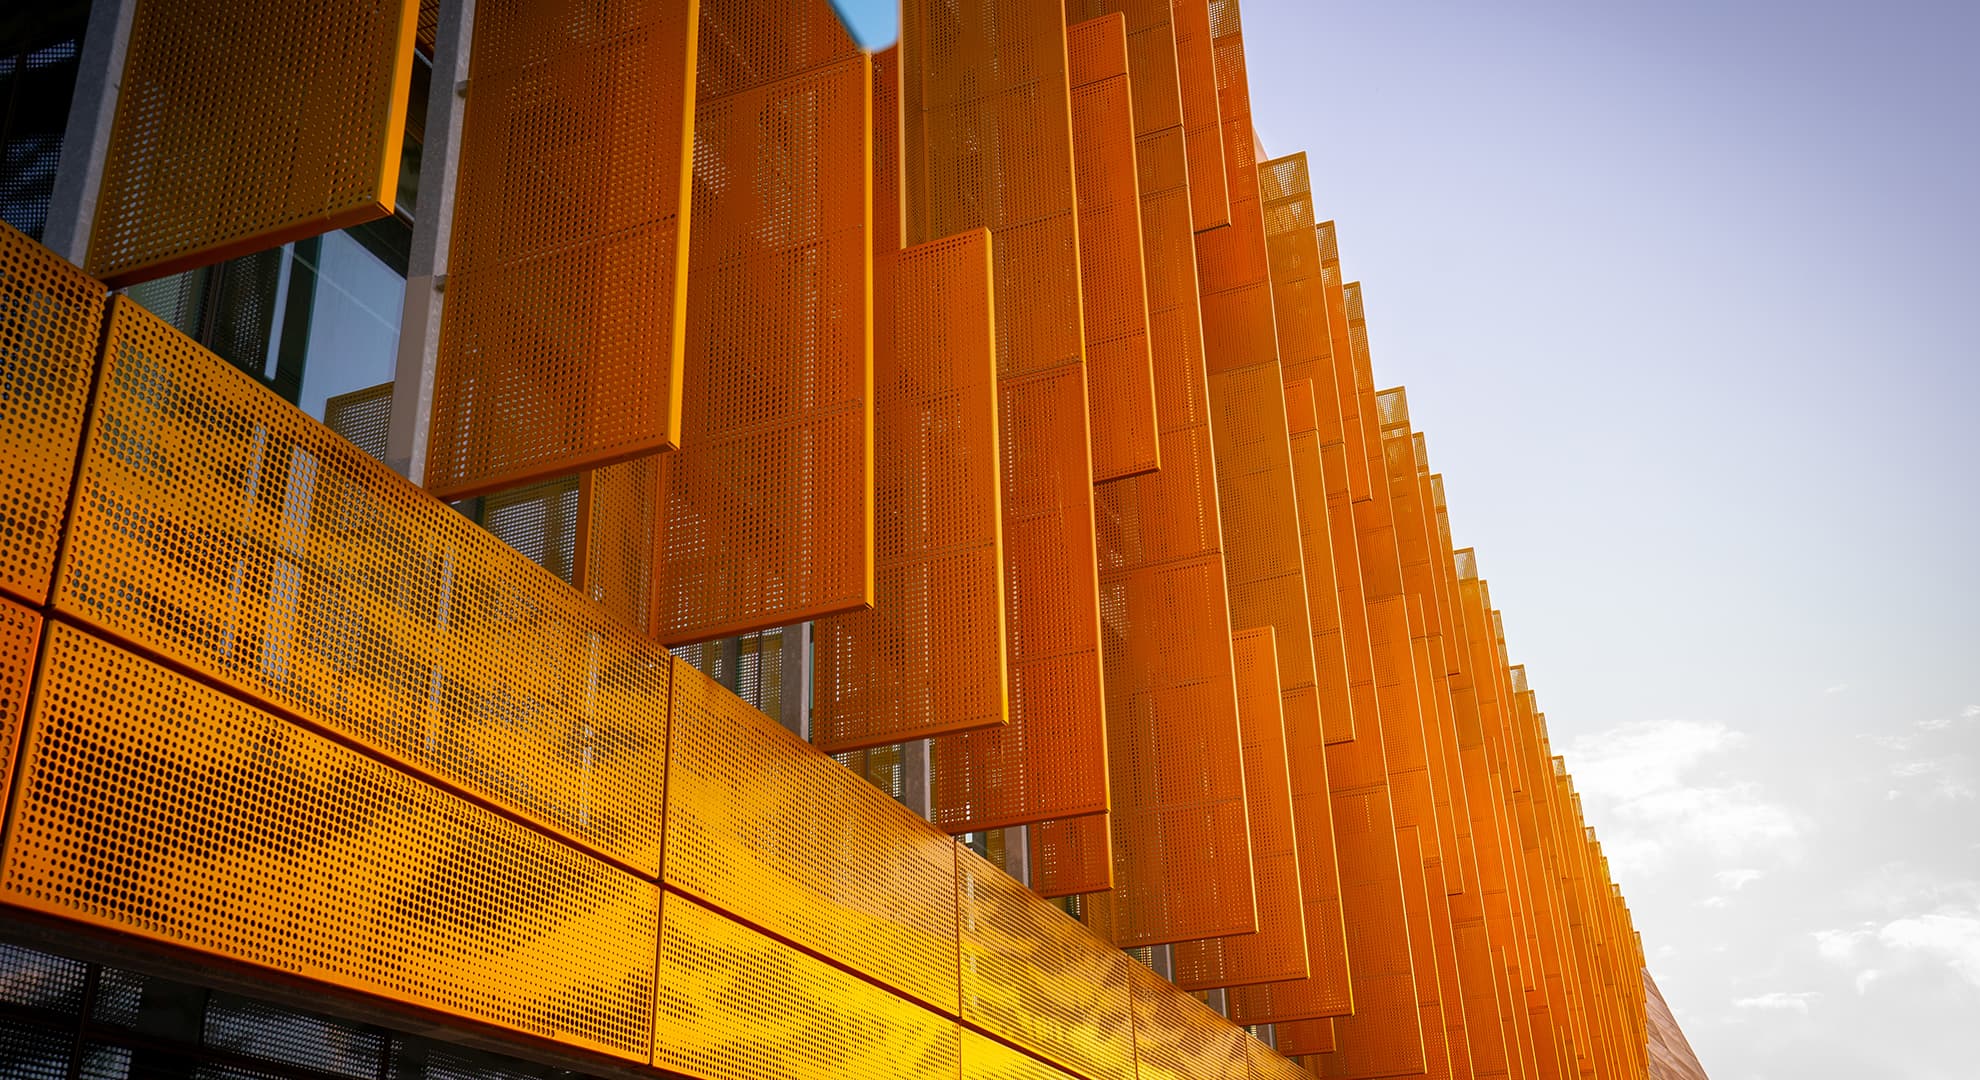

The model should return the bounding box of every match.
[0,5,90,240]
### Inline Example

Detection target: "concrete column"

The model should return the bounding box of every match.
[902,738,933,820]
[777,621,812,739]
[1004,825,1031,886]
[42,0,137,264]
[387,0,473,482]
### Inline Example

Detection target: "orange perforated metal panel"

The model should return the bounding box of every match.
[1258,157,1341,446]
[429,0,697,499]
[813,223,1007,751]
[56,298,672,875]
[1284,387,1355,747]
[0,597,40,812]
[1221,477,1353,1019]
[1207,360,1322,799]
[652,0,874,644]
[1366,598,1441,865]
[1193,0,1275,374]
[664,656,961,1014]
[931,364,1108,831]
[1174,627,1305,989]
[1280,1019,1335,1057]
[576,457,659,632]
[1070,555,1256,944]
[1212,385,1357,1018]
[958,847,1137,1080]
[1312,435,1426,1078]
[1068,15,1159,483]
[903,0,1108,833]
[0,225,103,606]
[1313,222,1371,502]
[1031,811,1114,899]
[901,0,1082,367]
[4,622,659,1060]
[1644,970,1709,1080]
[1130,960,1247,1080]
[1170,0,1229,231]
[653,891,960,1080]
[85,0,419,285]
[1035,0,1249,910]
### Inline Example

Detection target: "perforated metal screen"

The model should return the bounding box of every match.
[1030,811,1114,899]
[428,0,697,499]
[651,0,874,645]
[1315,426,1425,1075]
[1170,0,1229,231]
[322,381,395,465]
[0,596,39,813]
[86,0,419,285]
[1071,534,1257,942]
[652,892,960,1080]
[906,0,1109,836]
[1174,627,1306,990]
[1193,0,1276,376]
[1042,0,1249,906]
[1314,222,1370,502]
[665,656,961,1014]
[0,224,102,606]
[962,1027,1081,1080]
[1068,15,1159,482]
[1278,1018,1336,1057]
[56,298,673,875]
[811,71,1008,751]
[3,623,660,1061]
[1221,494,1354,1021]
[958,848,1136,1080]
[1206,360,1323,823]
[1284,384,1356,747]
[1129,960,1247,1080]
[576,457,658,630]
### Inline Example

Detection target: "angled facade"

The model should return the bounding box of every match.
[0,1,1705,1078]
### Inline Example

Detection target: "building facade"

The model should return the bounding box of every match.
[0,0,1708,1078]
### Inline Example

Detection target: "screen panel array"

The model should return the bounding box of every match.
[0,0,1686,1067]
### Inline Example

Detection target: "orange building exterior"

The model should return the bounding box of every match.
[0,1,1702,1078]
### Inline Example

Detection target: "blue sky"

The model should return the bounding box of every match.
[1240,1,1978,1076]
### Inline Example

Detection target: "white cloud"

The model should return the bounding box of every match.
[1567,719,1800,875]
[1717,868,1764,891]
[1861,732,1914,751]
[1698,895,1728,909]
[1919,705,1980,731]
[1812,885,1980,994]
[1878,913,1980,987]
[1812,927,1874,964]
[1887,758,1976,801]
[1823,683,1849,695]
[1734,991,1820,1013]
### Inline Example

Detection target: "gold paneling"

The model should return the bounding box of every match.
[87,0,419,285]
[57,298,671,874]
[3,623,658,1060]
[0,224,104,606]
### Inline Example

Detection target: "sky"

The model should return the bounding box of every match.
[1240,1,1979,1077]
